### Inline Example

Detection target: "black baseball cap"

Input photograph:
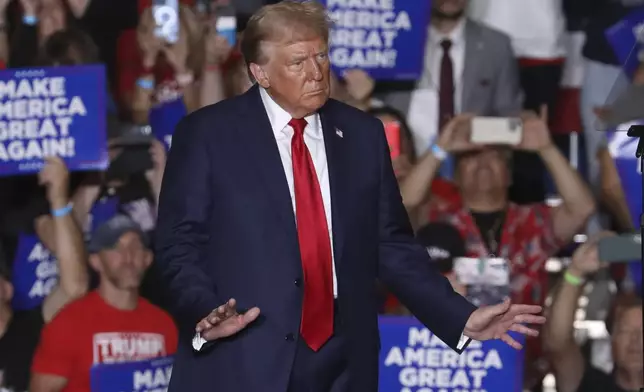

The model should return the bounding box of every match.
[87,215,148,254]
[107,117,154,146]
[416,222,466,273]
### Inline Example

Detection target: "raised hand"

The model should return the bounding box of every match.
[343,69,375,103]
[568,231,614,279]
[196,298,261,341]
[464,297,546,350]
[436,113,478,153]
[137,9,163,69]
[38,156,69,210]
[517,105,553,152]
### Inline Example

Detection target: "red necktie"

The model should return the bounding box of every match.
[289,117,334,352]
[438,39,454,132]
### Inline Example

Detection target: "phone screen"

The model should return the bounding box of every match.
[384,121,401,159]
[153,0,179,44]
[216,15,237,47]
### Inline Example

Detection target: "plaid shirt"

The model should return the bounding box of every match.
[428,201,564,305]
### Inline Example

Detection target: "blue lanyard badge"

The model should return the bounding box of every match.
[11,234,59,311]
[90,356,173,392]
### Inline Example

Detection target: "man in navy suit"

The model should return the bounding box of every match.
[155,2,545,391]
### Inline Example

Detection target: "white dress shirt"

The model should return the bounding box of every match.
[194,88,470,352]
[258,87,338,298]
[408,19,466,157]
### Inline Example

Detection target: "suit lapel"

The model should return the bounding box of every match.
[319,103,347,265]
[461,21,483,111]
[235,85,298,234]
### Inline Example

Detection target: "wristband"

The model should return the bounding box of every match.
[136,78,155,90]
[564,270,584,286]
[430,143,448,161]
[176,72,194,87]
[52,202,73,218]
[204,63,221,73]
[23,15,37,25]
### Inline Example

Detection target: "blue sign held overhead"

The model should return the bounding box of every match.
[149,97,186,151]
[607,123,643,293]
[321,0,432,80]
[605,7,644,78]
[11,234,59,311]
[90,356,173,392]
[379,317,525,392]
[0,65,108,176]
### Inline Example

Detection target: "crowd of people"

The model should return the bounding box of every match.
[0,0,641,391]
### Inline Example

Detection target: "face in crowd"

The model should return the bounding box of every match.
[432,0,467,20]
[611,304,643,372]
[89,231,152,291]
[455,147,511,196]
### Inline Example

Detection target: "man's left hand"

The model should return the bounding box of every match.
[517,105,553,152]
[464,298,545,350]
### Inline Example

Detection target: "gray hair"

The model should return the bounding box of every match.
[240,0,331,79]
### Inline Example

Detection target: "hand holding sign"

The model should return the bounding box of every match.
[464,298,545,350]
[196,298,260,341]
[38,156,70,209]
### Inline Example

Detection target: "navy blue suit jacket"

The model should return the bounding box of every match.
[155,85,477,392]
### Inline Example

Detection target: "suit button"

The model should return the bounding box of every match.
[285,333,295,341]
[294,278,302,287]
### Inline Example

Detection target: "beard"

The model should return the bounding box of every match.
[104,266,144,290]
[432,7,465,21]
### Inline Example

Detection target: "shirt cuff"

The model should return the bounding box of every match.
[456,333,470,351]
[192,332,207,351]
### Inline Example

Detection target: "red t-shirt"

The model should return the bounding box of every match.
[32,290,178,392]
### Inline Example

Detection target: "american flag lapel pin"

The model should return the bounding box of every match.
[335,128,343,138]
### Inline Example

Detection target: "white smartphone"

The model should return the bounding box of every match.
[470,117,523,146]
[153,0,179,44]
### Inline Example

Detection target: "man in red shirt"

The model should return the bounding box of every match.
[30,215,178,392]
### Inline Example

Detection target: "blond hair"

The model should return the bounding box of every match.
[240,0,330,78]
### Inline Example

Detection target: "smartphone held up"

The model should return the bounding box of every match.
[153,0,180,44]
[384,121,401,160]
[470,117,523,146]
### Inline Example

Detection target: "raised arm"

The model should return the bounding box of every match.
[542,235,612,392]
[37,158,88,322]
[155,114,221,338]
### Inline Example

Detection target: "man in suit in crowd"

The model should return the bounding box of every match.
[155,2,544,392]
[381,0,522,155]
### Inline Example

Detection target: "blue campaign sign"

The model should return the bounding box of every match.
[90,356,173,392]
[607,124,642,292]
[605,7,644,78]
[149,97,186,151]
[11,233,58,311]
[379,316,525,392]
[0,65,108,175]
[321,0,432,80]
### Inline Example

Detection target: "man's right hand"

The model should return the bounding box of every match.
[196,298,260,341]
[436,114,478,153]
[568,232,615,278]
